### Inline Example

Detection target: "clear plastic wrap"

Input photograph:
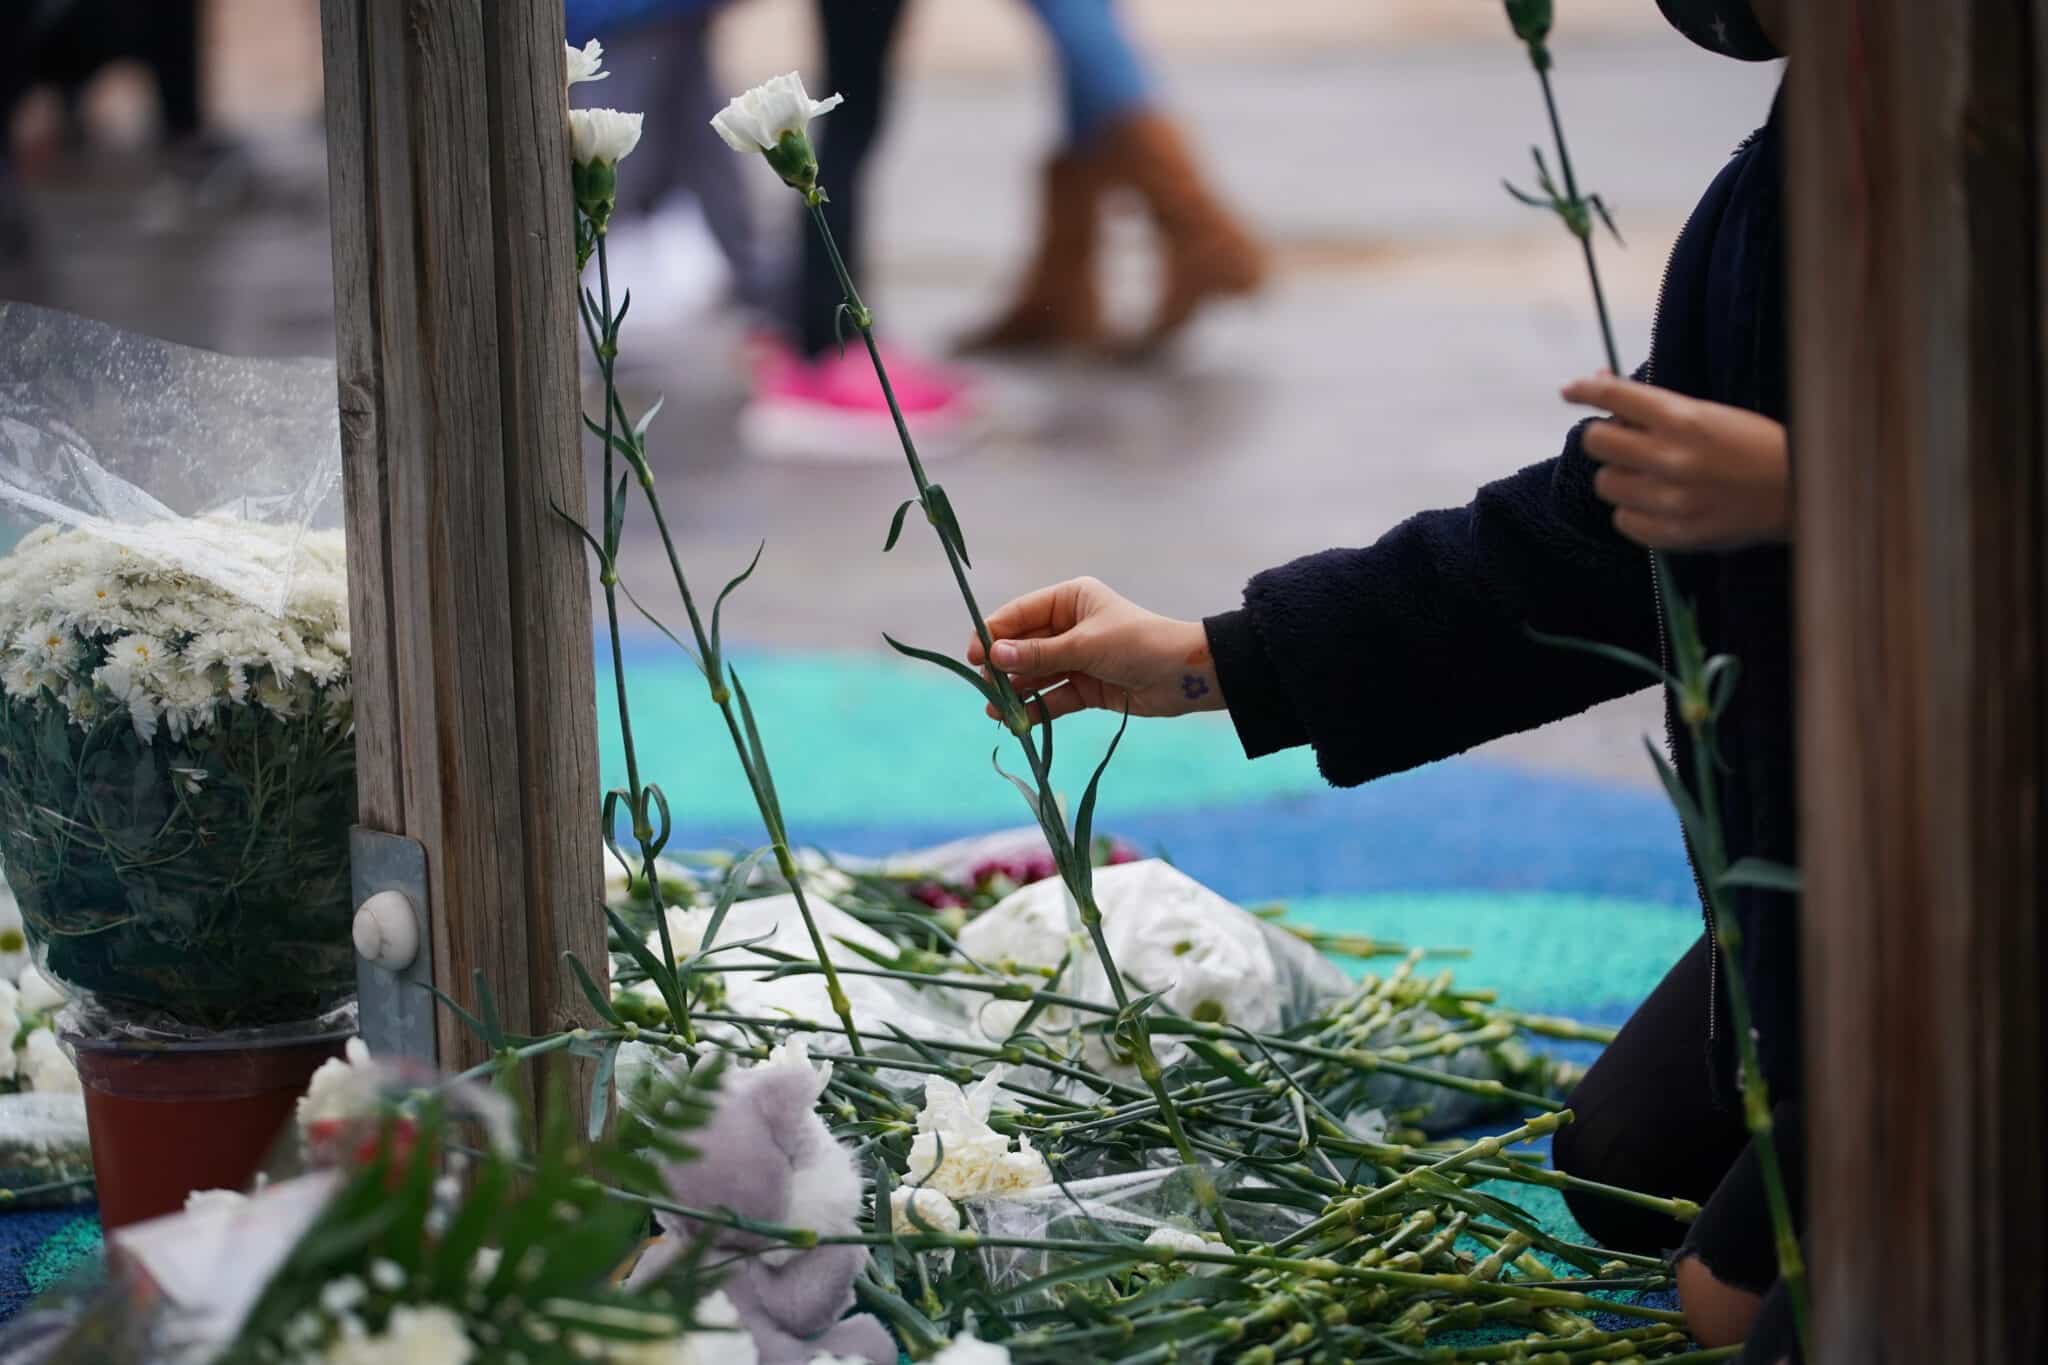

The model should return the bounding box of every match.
[955,859,1353,1070]
[0,305,355,1038]
[0,303,341,614]
[963,1165,1310,1302]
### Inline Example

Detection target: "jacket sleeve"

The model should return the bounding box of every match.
[1203,421,1662,787]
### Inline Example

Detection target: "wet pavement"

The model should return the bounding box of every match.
[0,13,1782,787]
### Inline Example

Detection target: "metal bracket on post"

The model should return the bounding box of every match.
[350,827,436,1063]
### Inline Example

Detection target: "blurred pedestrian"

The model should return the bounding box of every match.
[566,0,778,326]
[0,0,250,240]
[959,0,1267,355]
[739,0,978,460]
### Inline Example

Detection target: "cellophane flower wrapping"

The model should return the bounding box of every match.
[0,304,355,1039]
[961,1166,1309,1306]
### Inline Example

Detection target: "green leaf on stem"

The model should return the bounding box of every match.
[1645,738,1715,872]
[923,484,971,568]
[473,969,506,1053]
[884,499,915,553]
[422,981,491,1047]
[1071,703,1132,898]
[632,394,667,442]
[685,848,769,969]
[621,581,706,675]
[728,668,788,841]
[710,542,766,667]
[605,901,684,1025]
[552,499,615,574]
[882,633,999,706]
[991,747,1043,822]
[1719,858,1803,895]
[1526,625,1680,690]
[564,951,622,1027]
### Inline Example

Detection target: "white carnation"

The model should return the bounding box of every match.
[0,882,27,983]
[21,1028,77,1093]
[889,1184,961,1236]
[570,108,643,167]
[929,1336,1011,1365]
[0,980,19,1082]
[323,1304,474,1365]
[903,1069,1052,1201]
[566,39,608,86]
[297,1038,385,1131]
[601,1291,756,1365]
[16,964,66,1014]
[711,73,843,153]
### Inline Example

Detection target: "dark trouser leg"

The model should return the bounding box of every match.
[141,0,203,140]
[797,0,910,358]
[1679,1103,1806,1295]
[1551,936,1753,1254]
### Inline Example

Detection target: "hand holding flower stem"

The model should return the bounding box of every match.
[714,73,1226,1244]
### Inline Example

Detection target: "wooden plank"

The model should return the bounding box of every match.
[1787,3,2048,1360]
[479,1,606,1057]
[321,0,603,1094]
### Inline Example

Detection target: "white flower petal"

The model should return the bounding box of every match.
[565,39,608,86]
[570,107,644,167]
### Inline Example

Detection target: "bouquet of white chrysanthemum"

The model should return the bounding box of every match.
[0,520,355,1033]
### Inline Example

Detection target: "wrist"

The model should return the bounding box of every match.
[1168,617,1225,713]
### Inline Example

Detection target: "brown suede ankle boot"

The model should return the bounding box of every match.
[1093,111,1268,351]
[957,150,1106,353]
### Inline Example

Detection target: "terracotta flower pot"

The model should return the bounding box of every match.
[67,1029,351,1231]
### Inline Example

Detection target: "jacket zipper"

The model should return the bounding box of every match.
[1640,204,1721,1045]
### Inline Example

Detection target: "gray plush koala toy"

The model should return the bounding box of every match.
[626,1052,894,1365]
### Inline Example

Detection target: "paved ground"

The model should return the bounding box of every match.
[0,8,1783,788]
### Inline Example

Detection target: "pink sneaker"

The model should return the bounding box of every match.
[740,337,977,461]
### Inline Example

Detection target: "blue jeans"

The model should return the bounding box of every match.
[1020,0,1153,145]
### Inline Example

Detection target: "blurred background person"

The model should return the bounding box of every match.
[0,0,250,251]
[740,0,979,461]
[566,0,780,330]
[958,0,1267,355]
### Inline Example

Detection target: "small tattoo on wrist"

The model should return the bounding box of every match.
[1181,674,1212,701]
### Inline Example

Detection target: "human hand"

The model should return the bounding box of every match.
[965,577,1223,724]
[1563,372,1791,551]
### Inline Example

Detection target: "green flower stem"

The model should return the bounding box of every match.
[800,191,1221,1242]
[581,239,864,1061]
[1270,1114,1568,1254]
[1682,717,1809,1352]
[0,1175,93,1205]
[581,232,687,1043]
[1531,60,1622,376]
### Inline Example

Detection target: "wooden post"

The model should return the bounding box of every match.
[1788,3,2048,1359]
[319,0,604,1084]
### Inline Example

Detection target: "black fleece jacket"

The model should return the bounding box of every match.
[1205,88,1798,1099]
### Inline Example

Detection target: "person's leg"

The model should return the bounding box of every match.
[1550,937,1755,1255]
[141,0,203,141]
[798,0,910,358]
[1674,1103,1806,1348]
[1018,0,1152,148]
[640,10,779,316]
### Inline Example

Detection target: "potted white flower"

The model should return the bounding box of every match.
[0,518,355,1227]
